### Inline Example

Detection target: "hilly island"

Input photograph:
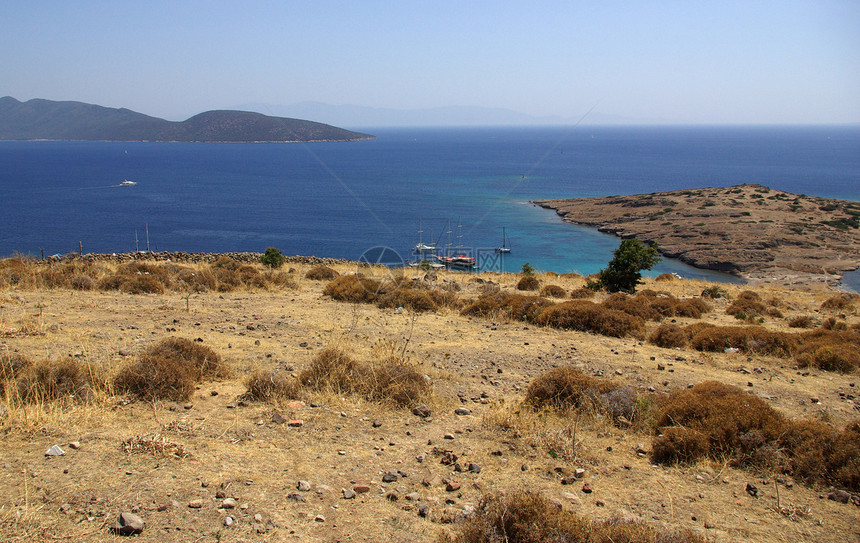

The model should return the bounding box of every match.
[0,97,374,142]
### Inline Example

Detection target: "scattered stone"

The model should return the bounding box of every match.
[405,492,420,501]
[418,504,430,517]
[297,480,312,491]
[45,445,65,457]
[561,477,577,485]
[382,471,399,483]
[574,468,586,479]
[68,441,81,450]
[385,491,399,501]
[581,483,593,494]
[287,492,306,502]
[443,433,455,440]
[224,516,234,526]
[412,404,432,418]
[353,485,371,494]
[288,419,304,427]
[521,464,529,471]
[468,463,481,474]
[446,481,461,492]
[271,411,287,424]
[372,420,382,428]
[254,513,263,522]
[188,499,203,509]
[454,408,472,416]
[440,452,458,465]
[222,498,237,509]
[746,483,758,498]
[342,489,356,499]
[423,474,443,487]
[111,512,145,535]
[315,514,325,522]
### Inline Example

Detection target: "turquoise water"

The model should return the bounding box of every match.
[1,126,858,283]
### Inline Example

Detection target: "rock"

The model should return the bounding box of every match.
[68,441,81,450]
[745,483,758,498]
[446,481,461,492]
[412,404,432,418]
[353,485,371,494]
[454,408,471,416]
[222,498,237,509]
[382,471,399,483]
[581,483,593,494]
[827,490,851,504]
[297,480,312,491]
[342,488,356,499]
[385,491,399,501]
[45,445,65,457]
[286,492,306,502]
[372,420,382,428]
[287,400,305,410]
[440,452,458,465]
[443,433,455,440]
[405,492,421,501]
[418,504,430,517]
[468,463,481,474]
[423,474,443,487]
[288,419,303,427]
[574,468,586,479]
[111,512,145,535]
[315,514,325,522]
[188,499,203,509]
[561,477,577,485]
[224,516,234,527]
[271,411,287,424]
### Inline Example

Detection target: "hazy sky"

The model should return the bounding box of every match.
[2,1,858,124]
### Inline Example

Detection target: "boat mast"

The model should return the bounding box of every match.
[135,230,139,253]
[145,224,150,253]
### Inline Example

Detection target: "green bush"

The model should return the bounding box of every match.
[260,247,286,269]
[594,238,661,293]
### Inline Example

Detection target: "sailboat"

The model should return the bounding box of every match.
[436,217,477,270]
[413,219,436,254]
[495,227,511,253]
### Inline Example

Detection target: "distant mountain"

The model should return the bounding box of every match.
[0,97,374,142]
[235,101,650,128]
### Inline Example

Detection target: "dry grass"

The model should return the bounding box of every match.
[121,433,190,459]
[6,357,101,405]
[516,275,540,291]
[242,369,302,403]
[323,274,383,303]
[525,366,618,411]
[438,491,709,543]
[821,292,858,311]
[305,265,340,281]
[535,300,646,338]
[539,284,567,298]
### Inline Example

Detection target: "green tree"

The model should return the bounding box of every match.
[596,239,661,293]
[521,262,535,276]
[260,247,286,269]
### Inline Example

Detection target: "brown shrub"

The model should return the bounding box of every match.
[535,300,645,338]
[460,293,553,322]
[602,293,662,321]
[783,420,860,491]
[726,290,766,317]
[298,348,428,407]
[14,358,96,404]
[0,352,33,381]
[261,270,299,290]
[114,338,229,401]
[539,284,567,298]
[788,315,815,328]
[70,274,95,291]
[323,275,382,303]
[655,272,675,282]
[525,366,617,410]
[242,370,301,403]
[119,274,166,294]
[649,324,689,349]
[674,298,711,318]
[377,287,438,312]
[652,427,711,465]
[689,326,796,357]
[821,293,858,311]
[427,288,463,310]
[795,329,860,373]
[0,258,38,289]
[438,490,708,543]
[652,381,788,467]
[175,268,217,292]
[516,275,540,291]
[821,316,847,331]
[305,265,340,281]
[569,287,595,299]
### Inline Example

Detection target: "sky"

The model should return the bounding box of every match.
[1,1,858,124]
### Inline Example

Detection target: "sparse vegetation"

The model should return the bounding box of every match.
[260,246,286,268]
[594,238,661,293]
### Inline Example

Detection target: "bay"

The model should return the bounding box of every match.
[1,126,858,283]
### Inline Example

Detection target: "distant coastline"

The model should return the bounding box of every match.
[535,184,860,286]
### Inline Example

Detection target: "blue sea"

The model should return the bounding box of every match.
[1,126,859,287]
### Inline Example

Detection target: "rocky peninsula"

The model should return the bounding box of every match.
[535,184,860,285]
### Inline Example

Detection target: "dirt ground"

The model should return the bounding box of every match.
[1,262,858,542]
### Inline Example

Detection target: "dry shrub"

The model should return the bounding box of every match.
[516,275,540,291]
[569,287,595,299]
[119,274,165,294]
[726,290,766,317]
[427,288,464,310]
[305,265,340,281]
[378,287,438,312]
[0,352,32,381]
[460,292,553,322]
[674,298,711,318]
[525,366,617,411]
[649,324,689,348]
[655,272,675,282]
[652,381,788,467]
[298,348,428,407]
[821,292,858,311]
[70,274,95,291]
[783,420,860,491]
[114,338,229,401]
[323,274,382,303]
[539,284,567,298]
[122,433,189,459]
[438,490,707,543]
[175,268,217,292]
[13,357,97,404]
[821,316,847,331]
[243,370,301,403]
[795,329,860,373]
[689,326,796,357]
[263,270,299,290]
[603,292,710,321]
[602,293,662,321]
[788,315,814,328]
[535,300,645,338]
[0,258,38,289]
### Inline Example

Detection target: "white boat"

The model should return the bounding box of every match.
[413,219,436,253]
[495,227,511,253]
[120,180,137,186]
